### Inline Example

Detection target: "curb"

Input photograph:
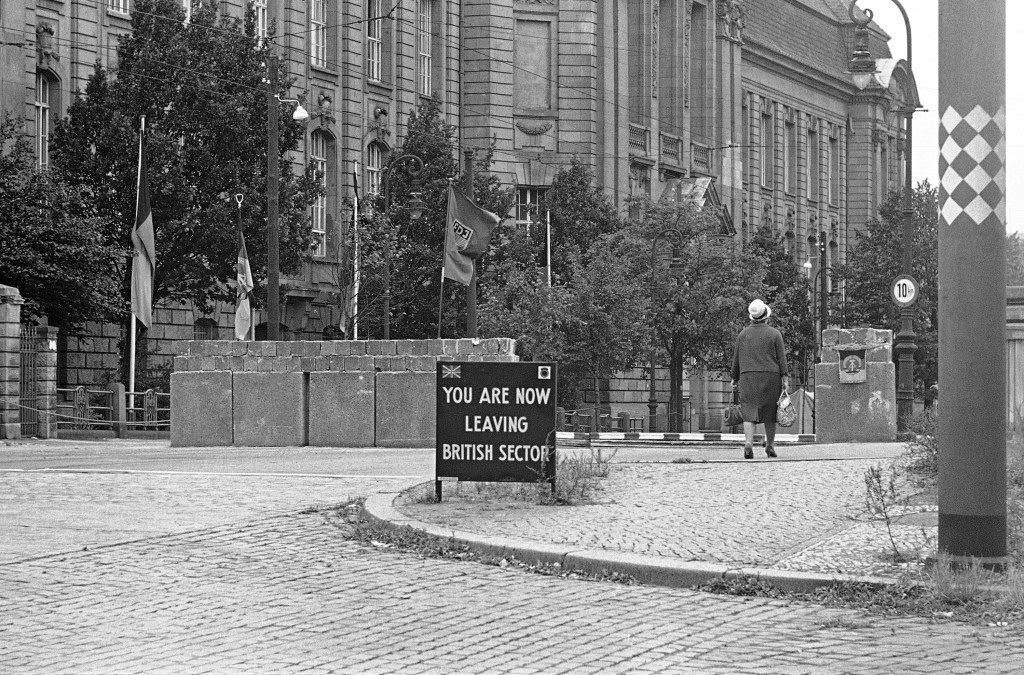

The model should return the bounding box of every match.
[363,490,896,594]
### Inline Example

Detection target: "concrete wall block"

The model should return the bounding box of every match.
[425,339,444,356]
[232,372,307,447]
[229,342,249,357]
[346,341,367,356]
[328,355,348,371]
[299,357,317,372]
[345,355,374,371]
[308,371,375,447]
[365,340,397,355]
[243,357,260,371]
[198,357,217,371]
[375,371,434,447]
[170,370,233,447]
[396,339,428,356]
[312,356,329,371]
[441,339,461,355]
[320,341,349,356]
[455,338,485,355]
[289,341,321,357]
[408,355,437,371]
[256,357,277,372]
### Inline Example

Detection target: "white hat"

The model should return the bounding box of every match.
[748,299,772,321]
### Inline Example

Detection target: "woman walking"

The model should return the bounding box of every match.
[730,299,790,459]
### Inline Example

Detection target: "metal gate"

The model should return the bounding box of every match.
[19,324,39,437]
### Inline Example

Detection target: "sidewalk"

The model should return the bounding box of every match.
[367,441,935,592]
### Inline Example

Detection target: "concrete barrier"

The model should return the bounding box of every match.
[308,371,375,447]
[232,372,308,447]
[375,371,435,447]
[170,371,233,446]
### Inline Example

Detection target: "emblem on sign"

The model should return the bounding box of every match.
[839,349,867,384]
[537,366,551,380]
[442,365,461,379]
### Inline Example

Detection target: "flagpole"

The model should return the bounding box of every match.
[437,268,445,339]
[128,115,145,411]
[546,210,552,288]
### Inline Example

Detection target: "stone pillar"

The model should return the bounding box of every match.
[0,285,24,439]
[34,326,59,439]
[814,327,896,443]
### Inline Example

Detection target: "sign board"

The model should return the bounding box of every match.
[891,275,919,308]
[436,362,557,487]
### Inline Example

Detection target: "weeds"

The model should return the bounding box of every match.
[903,412,939,483]
[864,463,911,562]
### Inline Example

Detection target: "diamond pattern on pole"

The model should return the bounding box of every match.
[939,105,1006,227]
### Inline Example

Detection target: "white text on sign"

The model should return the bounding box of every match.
[441,386,552,405]
[441,444,550,462]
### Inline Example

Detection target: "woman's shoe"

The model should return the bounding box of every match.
[744,445,753,460]
[765,445,777,458]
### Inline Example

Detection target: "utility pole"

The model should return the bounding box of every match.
[464,149,477,338]
[266,53,280,341]
[937,0,1006,565]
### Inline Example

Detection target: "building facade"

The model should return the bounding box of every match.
[1,0,916,401]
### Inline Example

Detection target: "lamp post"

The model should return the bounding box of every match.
[265,52,310,341]
[380,154,425,340]
[849,0,918,431]
[647,227,684,433]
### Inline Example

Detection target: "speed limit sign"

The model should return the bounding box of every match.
[891,275,919,307]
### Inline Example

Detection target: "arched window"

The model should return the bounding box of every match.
[193,318,218,341]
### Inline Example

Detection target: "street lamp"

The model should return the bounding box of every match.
[647,227,684,433]
[380,154,425,340]
[849,0,919,430]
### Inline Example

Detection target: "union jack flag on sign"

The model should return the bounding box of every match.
[441,365,462,379]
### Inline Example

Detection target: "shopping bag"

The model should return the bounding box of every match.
[776,389,797,428]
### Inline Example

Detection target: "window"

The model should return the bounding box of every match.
[366,142,383,196]
[311,132,329,257]
[880,141,889,204]
[784,116,796,194]
[35,73,53,169]
[515,187,547,229]
[829,135,840,204]
[760,110,773,188]
[689,2,709,142]
[417,0,434,95]
[514,19,553,113]
[108,0,129,13]
[253,0,268,42]
[193,318,218,341]
[311,0,327,68]
[807,127,819,201]
[367,0,383,81]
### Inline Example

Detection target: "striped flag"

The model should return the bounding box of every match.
[130,117,155,327]
[235,230,254,340]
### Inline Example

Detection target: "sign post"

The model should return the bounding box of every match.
[890,275,919,308]
[435,362,558,502]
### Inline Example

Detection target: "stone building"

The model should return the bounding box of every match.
[1,0,916,412]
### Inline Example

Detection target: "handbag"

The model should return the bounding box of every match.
[724,386,743,427]
[776,389,797,428]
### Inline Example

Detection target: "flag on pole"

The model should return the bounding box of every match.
[235,230,255,340]
[130,117,155,327]
[349,162,361,339]
[442,185,500,285]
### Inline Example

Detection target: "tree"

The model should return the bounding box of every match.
[745,225,815,384]
[0,116,123,329]
[50,0,321,321]
[624,201,764,430]
[836,182,939,388]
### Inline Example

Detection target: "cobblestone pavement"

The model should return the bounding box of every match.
[3,439,1021,673]
[399,446,937,578]
[3,512,1023,674]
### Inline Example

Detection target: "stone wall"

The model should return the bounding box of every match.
[170,338,518,448]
